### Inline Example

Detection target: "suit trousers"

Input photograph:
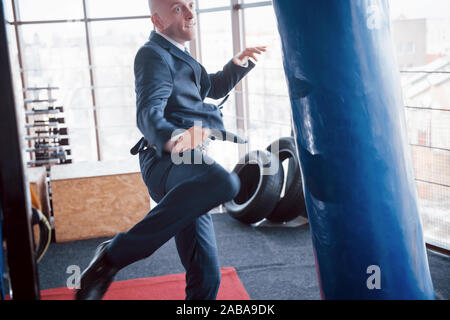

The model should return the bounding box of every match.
[105,148,241,300]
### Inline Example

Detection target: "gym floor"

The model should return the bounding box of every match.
[38,213,450,300]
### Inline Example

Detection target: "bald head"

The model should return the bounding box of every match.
[148,0,196,45]
[148,0,159,14]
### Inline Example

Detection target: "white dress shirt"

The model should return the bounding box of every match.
[156,29,187,52]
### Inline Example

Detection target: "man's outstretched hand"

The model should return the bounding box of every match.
[164,126,211,154]
[233,46,267,66]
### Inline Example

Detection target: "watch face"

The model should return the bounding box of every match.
[194,138,211,154]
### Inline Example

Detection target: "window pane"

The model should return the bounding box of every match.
[90,19,150,159]
[388,0,450,249]
[389,0,450,109]
[198,10,235,125]
[6,24,22,113]
[198,11,233,72]
[87,0,150,18]
[197,0,230,10]
[69,127,99,162]
[98,126,141,161]
[95,87,136,109]
[247,120,291,152]
[3,0,14,22]
[20,23,88,70]
[389,0,450,20]
[243,0,267,3]
[90,18,151,82]
[19,22,96,162]
[243,6,287,96]
[16,0,83,21]
[242,5,291,150]
[20,22,91,111]
[197,10,238,170]
[208,96,241,172]
[96,107,136,129]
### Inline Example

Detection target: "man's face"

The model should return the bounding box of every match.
[152,0,196,44]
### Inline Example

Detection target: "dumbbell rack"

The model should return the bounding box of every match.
[23,86,72,167]
[24,86,73,243]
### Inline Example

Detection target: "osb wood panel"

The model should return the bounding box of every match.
[52,173,150,242]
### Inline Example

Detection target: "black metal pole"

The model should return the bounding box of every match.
[0,2,40,300]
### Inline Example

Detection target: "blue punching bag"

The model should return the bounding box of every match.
[272,0,434,299]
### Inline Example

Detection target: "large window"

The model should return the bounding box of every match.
[5,0,150,162]
[389,0,450,250]
[196,8,238,170]
[89,18,150,160]
[194,0,292,171]
[241,5,291,152]
[86,0,148,18]
[16,0,84,21]
[197,0,230,10]
[19,22,97,161]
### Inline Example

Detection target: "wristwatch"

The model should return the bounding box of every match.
[195,137,212,154]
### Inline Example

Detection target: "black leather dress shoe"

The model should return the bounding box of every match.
[75,240,119,300]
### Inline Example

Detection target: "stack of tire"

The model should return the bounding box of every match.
[224,137,307,224]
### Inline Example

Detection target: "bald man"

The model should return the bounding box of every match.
[75,0,265,300]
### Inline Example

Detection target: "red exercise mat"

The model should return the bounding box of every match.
[40,267,250,300]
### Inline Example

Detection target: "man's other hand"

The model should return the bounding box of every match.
[233,46,267,66]
[164,126,211,153]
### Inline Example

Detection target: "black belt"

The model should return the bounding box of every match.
[130,137,149,155]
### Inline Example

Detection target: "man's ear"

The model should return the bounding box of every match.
[151,14,165,31]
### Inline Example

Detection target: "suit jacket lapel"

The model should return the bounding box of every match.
[149,31,201,89]
[199,64,211,100]
[168,46,202,88]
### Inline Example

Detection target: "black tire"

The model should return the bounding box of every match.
[266,137,307,222]
[224,150,284,224]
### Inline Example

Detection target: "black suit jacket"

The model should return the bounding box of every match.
[131,30,255,158]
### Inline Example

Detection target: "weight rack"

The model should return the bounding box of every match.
[24,86,72,168]
[23,86,72,243]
